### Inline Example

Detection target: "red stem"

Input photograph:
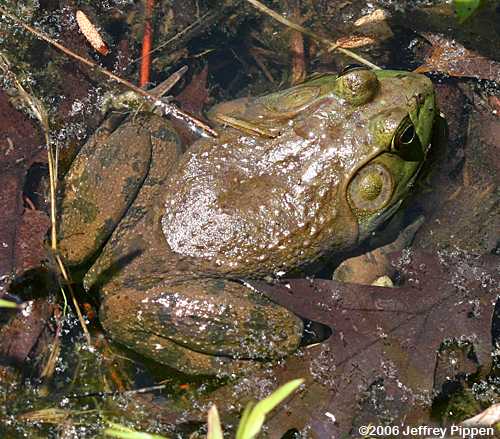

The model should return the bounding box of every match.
[139,0,154,87]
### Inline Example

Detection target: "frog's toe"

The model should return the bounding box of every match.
[99,279,303,375]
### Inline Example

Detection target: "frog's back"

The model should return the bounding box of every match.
[161,125,358,278]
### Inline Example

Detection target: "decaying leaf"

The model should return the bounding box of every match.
[416,33,500,82]
[0,91,49,282]
[250,250,498,437]
[353,8,394,41]
[0,298,54,365]
[171,66,211,145]
[462,403,500,427]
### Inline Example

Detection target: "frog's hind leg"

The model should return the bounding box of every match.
[58,118,153,266]
[99,278,303,376]
[82,115,184,292]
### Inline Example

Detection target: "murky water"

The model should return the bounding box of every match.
[0,0,498,437]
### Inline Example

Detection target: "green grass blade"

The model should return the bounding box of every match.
[236,379,304,439]
[104,422,168,439]
[235,401,255,439]
[251,378,304,416]
[0,299,19,308]
[207,405,224,439]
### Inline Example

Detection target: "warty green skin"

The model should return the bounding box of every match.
[58,68,436,375]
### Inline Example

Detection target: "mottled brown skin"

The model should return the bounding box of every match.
[59,69,436,375]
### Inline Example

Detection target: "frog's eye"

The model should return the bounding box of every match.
[334,66,378,105]
[391,117,424,161]
[338,64,367,78]
[348,163,393,212]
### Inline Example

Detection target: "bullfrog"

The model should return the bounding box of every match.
[58,67,436,376]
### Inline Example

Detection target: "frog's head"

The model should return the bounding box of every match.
[327,66,436,241]
[264,66,435,245]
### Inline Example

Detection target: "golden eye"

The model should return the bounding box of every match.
[348,163,393,212]
[391,117,424,161]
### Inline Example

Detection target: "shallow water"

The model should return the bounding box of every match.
[0,0,498,437]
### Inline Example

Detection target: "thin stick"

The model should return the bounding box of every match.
[139,0,154,87]
[46,134,58,251]
[244,0,381,70]
[0,6,218,137]
[54,256,90,344]
[68,383,167,399]
[0,52,90,344]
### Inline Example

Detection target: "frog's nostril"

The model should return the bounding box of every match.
[299,319,332,346]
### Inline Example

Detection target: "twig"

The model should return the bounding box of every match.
[287,0,306,85]
[249,48,275,83]
[139,0,155,87]
[0,53,90,344]
[0,6,218,138]
[55,255,91,344]
[67,383,167,399]
[150,65,188,97]
[244,0,380,70]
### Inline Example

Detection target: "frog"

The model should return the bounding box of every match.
[58,66,436,376]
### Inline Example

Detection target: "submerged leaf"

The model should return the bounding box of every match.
[0,90,48,280]
[245,250,498,437]
[416,33,500,82]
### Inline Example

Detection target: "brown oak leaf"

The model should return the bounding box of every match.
[0,91,49,285]
[416,33,500,82]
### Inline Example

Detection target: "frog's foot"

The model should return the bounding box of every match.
[99,278,303,376]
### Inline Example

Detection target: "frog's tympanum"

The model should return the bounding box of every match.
[58,68,436,375]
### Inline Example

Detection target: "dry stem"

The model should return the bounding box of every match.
[0,52,91,345]
[244,0,381,70]
[0,6,217,138]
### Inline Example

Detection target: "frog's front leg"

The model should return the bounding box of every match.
[99,278,303,376]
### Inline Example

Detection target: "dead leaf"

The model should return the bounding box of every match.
[336,35,376,49]
[0,91,49,283]
[353,8,394,42]
[416,33,500,82]
[171,65,211,145]
[245,250,499,437]
[0,298,54,365]
[174,65,209,116]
